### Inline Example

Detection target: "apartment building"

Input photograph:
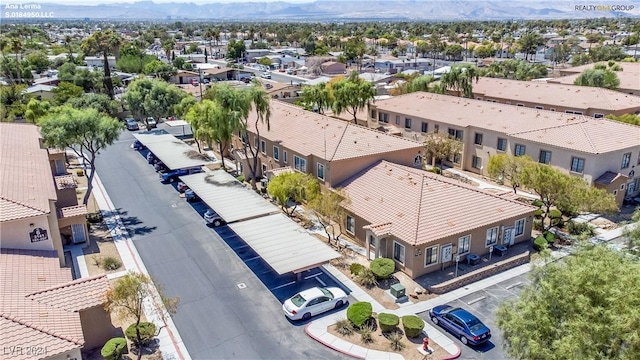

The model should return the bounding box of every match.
[367,92,640,204]
[0,123,88,266]
[549,61,640,96]
[230,100,425,188]
[465,77,640,117]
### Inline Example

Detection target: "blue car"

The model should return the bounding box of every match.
[429,305,491,346]
[133,140,146,150]
[160,167,203,183]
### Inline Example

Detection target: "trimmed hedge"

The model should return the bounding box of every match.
[350,263,365,276]
[370,258,395,279]
[533,209,544,218]
[532,200,544,208]
[347,302,373,328]
[101,337,127,360]
[125,322,156,346]
[544,231,556,245]
[533,236,548,251]
[402,315,425,338]
[378,313,399,333]
[549,209,562,219]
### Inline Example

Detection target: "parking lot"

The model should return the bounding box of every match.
[419,273,530,360]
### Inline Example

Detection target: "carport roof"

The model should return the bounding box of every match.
[228,213,341,274]
[133,130,216,170]
[179,170,279,223]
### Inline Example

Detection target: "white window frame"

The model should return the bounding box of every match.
[514,144,526,156]
[283,150,288,164]
[346,215,355,234]
[294,155,307,172]
[405,118,412,129]
[458,235,471,255]
[273,146,280,161]
[474,132,483,146]
[570,156,585,173]
[497,138,507,152]
[486,227,498,247]
[535,105,544,110]
[472,155,482,169]
[260,140,266,154]
[424,245,438,267]
[514,218,525,237]
[594,113,604,118]
[393,240,405,264]
[317,163,325,181]
[621,152,631,169]
[539,150,552,164]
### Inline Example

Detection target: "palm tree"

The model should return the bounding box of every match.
[245,83,272,189]
[203,28,216,60]
[81,29,122,99]
[438,65,479,98]
[8,37,24,84]
[64,35,75,63]
[301,82,333,114]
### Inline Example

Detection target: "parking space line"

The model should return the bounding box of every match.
[505,281,522,290]
[304,272,323,280]
[315,278,326,286]
[271,281,296,290]
[467,296,486,305]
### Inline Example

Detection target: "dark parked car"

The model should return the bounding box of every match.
[132,140,146,150]
[125,118,139,131]
[154,161,168,172]
[146,152,156,164]
[177,182,189,193]
[429,305,491,346]
[160,167,203,183]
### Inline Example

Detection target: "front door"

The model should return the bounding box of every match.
[502,227,515,246]
[71,223,87,244]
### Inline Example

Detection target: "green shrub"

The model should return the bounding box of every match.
[378,313,400,333]
[388,331,406,351]
[101,337,127,360]
[125,322,157,346]
[355,268,378,288]
[102,256,122,271]
[532,200,543,208]
[544,231,556,245]
[350,263,365,276]
[534,236,548,251]
[236,175,245,182]
[567,221,595,236]
[335,318,353,336]
[533,209,544,218]
[549,209,562,219]
[427,166,441,174]
[347,302,373,328]
[76,169,84,177]
[86,212,103,223]
[370,258,395,279]
[401,315,425,338]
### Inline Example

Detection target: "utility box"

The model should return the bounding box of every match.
[390,283,406,298]
[467,253,481,266]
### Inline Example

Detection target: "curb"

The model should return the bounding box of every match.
[440,344,462,360]
[304,323,364,360]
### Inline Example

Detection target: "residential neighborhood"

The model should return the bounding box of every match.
[1,5,639,360]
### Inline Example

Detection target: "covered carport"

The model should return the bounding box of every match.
[164,119,191,137]
[180,170,341,278]
[133,129,218,170]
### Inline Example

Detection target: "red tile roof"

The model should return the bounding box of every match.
[0,249,110,359]
[594,171,626,185]
[58,205,88,219]
[339,161,535,245]
[249,101,423,161]
[0,123,57,222]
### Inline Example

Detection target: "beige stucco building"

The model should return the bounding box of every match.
[338,161,535,279]
[549,61,640,96]
[367,92,640,207]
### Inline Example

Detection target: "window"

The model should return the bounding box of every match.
[516,103,524,107]
[425,246,438,266]
[539,150,552,164]
[379,112,389,123]
[346,215,355,234]
[565,110,583,115]
[421,122,428,133]
[260,140,266,154]
[294,155,307,172]
[453,153,461,164]
[371,109,377,119]
[254,136,259,149]
[393,241,405,264]
[550,108,556,111]
[477,97,483,100]
[448,128,463,140]
[317,163,325,181]
[273,146,280,161]
[514,218,525,237]
[261,164,267,174]
[514,144,526,156]
[570,157,585,173]
[434,124,439,133]
[535,105,544,110]
[283,150,288,164]
[458,235,471,255]
[594,113,604,118]
[405,118,412,129]
[621,153,631,169]
[486,227,498,247]
[472,155,482,169]
[613,189,618,196]
[474,132,483,145]
[497,138,507,152]
[395,115,400,125]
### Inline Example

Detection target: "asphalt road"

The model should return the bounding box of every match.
[419,273,531,360]
[96,126,345,360]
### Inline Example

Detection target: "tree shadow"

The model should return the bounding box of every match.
[102,208,157,236]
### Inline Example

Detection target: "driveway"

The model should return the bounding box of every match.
[419,274,531,360]
[96,126,344,359]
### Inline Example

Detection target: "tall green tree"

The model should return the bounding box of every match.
[123,78,188,127]
[423,132,463,168]
[487,154,534,194]
[52,82,84,105]
[574,67,620,90]
[67,93,119,117]
[309,188,350,248]
[301,82,333,114]
[605,113,640,126]
[497,245,640,360]
[517,31,545,61]
[624,209,640,256]
[267,172,319,216]
[24,98,50,124]
[105,273,178,360]
[331,71,376,125]
[81,29,123,99]
[185,99,235,170]
[437,64,479,98]
[38,106,123,205]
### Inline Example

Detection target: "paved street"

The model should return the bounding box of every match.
[96,126,344,359]
[418,273,531,360]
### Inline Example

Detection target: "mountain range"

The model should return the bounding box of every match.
[2,1,638,21]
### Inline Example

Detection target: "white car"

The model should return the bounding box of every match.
[204,209,224,227]
[261,72,271,79]
[282,287,347,321]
